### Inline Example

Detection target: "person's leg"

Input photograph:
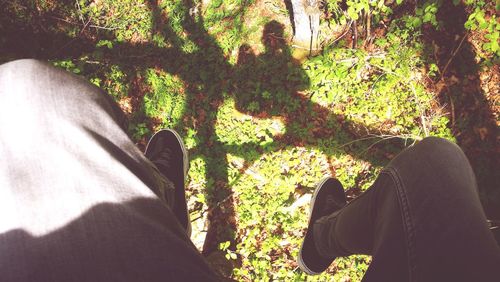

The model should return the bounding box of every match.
[0,59,217,281]
[313,137,500,281]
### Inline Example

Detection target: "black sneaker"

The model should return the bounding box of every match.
[298,177,347,275]
[145,129,191,236]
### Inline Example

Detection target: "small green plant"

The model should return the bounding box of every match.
[130,122,150,141]
[77,0,153,41]
[143,68,186,129]
[463,1,500,59]
[52,59,82,74]
[415,1,441,27]
[325,0,393,24]
[102,65,129,100]
[219,241,238,260]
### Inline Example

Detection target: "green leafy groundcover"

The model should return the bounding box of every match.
[5,0,497,280]
[54,0,453,280]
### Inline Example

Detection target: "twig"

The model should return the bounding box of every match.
[338,133,421,150]
[191,192,235,222]
[366,9,371,42]
[438,33,468,82]
[50,16,119,31]
[80,17,91,35]
[352,20,358,49]
[88,24,119,31]
[50,16,74,25]
[337,135,381,148]
[367,72,387,97]
[332,52,386,64]
[309,15,313,56]
[439,83,456,127]
[359,134,421,156]
[267,33,285,40]
[359,136,392,155]
[84,60,103,65]
[434,34,467,127]
[335,19,353,44]
[409,82,429,137]
[322,19,353,47]
[52,38,79,57]
[75,0,85,25]
[362,9,372,48]
[51,14,90,57]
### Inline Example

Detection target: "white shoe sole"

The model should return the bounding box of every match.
[297,176,332,275]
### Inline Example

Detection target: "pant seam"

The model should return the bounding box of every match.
[383,167,416,282]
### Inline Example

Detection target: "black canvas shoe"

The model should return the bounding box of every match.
[145,129,191,236]
[298,177,347,275]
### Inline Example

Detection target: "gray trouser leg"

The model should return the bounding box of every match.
[0,60,217,281]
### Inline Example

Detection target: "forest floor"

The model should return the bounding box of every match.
[1,0,498,280]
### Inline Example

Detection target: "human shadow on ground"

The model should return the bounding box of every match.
[1,0,422,275]
[233,20,368,151]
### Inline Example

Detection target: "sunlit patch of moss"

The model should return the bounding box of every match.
[143,68,186,128]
